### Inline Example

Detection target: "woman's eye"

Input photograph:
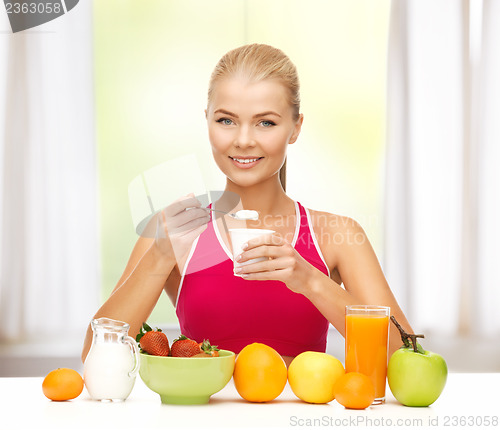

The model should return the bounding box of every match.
[259,120,276,127]
[216,118,233,126]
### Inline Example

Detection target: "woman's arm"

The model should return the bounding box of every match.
[305,215,413,356]
[236,213,412,356]
[81,194,210,362]
[81,238,175,362]
[305,271,410,357]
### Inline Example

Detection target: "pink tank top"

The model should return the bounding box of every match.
[175,201,330,357]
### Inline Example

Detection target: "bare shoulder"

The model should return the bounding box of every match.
[305,208,366,283]
[307,208,364,239]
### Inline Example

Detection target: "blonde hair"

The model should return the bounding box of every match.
[208,44,301,191]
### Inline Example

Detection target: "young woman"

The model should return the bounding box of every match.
[82,44,412,365]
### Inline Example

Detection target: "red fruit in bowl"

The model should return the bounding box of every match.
[170,335,201,357]
[136,323,170,356]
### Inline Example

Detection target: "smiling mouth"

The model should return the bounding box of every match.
[229,156,264,164]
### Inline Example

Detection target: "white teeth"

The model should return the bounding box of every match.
[232,157,260,164]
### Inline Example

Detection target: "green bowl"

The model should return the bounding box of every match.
[139,350,235,405]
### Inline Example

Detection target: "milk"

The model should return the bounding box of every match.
[84,342,137,401]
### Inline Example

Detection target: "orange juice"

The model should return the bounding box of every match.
[345,309,389,403]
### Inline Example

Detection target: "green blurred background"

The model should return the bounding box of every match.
[94,0,391,324]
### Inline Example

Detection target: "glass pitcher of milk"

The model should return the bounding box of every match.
[83,317,140,401]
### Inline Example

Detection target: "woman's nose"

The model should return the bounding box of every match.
[234,125,255,148]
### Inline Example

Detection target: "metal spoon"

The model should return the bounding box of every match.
[208,208,259,220]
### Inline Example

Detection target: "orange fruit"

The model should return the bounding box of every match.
[333,372,375,409]
[288,351,345,403]
[233,343,287,402]
[42,368,84,401]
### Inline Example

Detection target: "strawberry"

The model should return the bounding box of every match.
[136,322,170,356]
[170,335,203,357]
[199,339,220,357]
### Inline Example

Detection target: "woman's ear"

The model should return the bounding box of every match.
[289,114,304,145]
[204,109,208,119]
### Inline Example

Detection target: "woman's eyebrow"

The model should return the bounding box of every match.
[214,109,282,119]
[214,109,238,118]
[253,111,281,118]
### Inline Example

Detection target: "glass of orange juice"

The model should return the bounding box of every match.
[345,305,390,404]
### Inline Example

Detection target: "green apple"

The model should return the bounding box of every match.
[387,317,448,407]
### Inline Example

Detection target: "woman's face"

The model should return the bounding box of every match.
[206,77,303,189]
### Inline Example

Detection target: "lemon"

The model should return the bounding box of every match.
[288,351,345,403]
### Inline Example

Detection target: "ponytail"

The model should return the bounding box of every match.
[279,158,287,192]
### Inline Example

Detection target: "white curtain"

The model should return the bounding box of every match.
[384,0,500,338]
[0,4,98,342]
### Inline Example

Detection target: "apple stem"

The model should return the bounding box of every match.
[390,316,425,353]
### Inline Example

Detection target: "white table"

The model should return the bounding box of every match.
[0,373,498,429]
